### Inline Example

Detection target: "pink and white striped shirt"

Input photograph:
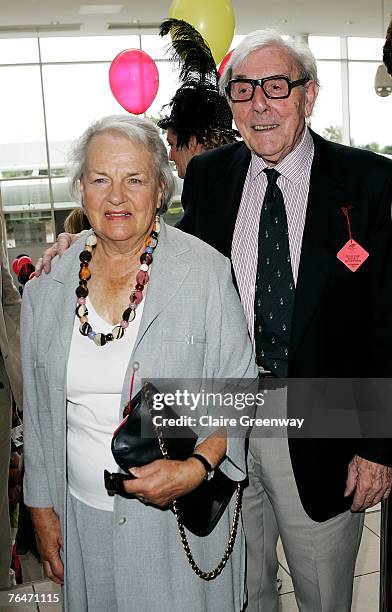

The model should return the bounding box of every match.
[232,126,314,342]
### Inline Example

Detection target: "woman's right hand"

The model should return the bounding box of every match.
[35,231,85,276]
[30,507,64,584]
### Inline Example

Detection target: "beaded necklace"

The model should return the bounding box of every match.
[75,216,160,346]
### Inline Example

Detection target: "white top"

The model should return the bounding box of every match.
[66,296,144,511]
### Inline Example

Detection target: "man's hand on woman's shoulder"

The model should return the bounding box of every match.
[35,231,86,276]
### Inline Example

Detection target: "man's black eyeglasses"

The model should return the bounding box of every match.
[225,75,309,102]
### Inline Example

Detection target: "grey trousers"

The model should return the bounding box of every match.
[0,356,12,588]
[65,491,117,612]
[242,388,364,612]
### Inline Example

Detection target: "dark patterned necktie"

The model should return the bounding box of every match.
[254,169,295,377]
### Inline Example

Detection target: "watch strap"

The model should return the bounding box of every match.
[191,453,213,478]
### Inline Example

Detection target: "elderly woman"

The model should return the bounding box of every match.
[22,115,257,612]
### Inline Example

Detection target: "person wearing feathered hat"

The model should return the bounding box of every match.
[157,19,239,179]
[384,17,392,76]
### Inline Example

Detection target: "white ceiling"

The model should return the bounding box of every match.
[0,0,391,39]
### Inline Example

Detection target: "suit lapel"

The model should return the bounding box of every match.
[213,143,251,258]
[133,222,191,352]
[225,144,251,256]
[50,243,84,384]
[290,132,350,357]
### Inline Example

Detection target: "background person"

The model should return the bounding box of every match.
[384,17,392,76]
[0,218,23,588]
[63,207,91,234]
[177,30,392,612]
[22,114,257,612]
[157,19,239,179]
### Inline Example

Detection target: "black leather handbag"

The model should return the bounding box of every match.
[105,382,242,580]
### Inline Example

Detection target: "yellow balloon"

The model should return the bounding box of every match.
[168,0,235,65]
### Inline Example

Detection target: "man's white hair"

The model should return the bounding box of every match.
[219,30,319,97]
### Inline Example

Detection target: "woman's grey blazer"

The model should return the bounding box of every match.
[21,221,257,612]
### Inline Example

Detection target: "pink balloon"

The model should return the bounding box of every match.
[109,49,159,114]
[218,49,234,76]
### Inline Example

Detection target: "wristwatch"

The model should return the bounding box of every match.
[192,453,215,481]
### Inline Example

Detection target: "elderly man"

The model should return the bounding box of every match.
[178,31,392,611]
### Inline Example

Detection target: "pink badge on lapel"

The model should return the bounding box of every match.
[337,206,369,272]
[337,240,369,272]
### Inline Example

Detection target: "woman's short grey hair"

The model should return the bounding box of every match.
[219,30,319,96]
[69,114,175,214]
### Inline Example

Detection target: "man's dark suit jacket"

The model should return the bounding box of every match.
[177,129,392,521]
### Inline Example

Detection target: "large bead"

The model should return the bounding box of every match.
[79,250,92,263]
[79,266,91,281]
[130,290,143,305]
[149,238,158,248]
[75,304,88,318]
[85,234,97,247]
[136,271,149,286]
[122,308,136,323]
[76,285,88,298]
[112,325,125,339]
[93,333,106,346]
[79,322,92,336]
[140,252,153,265]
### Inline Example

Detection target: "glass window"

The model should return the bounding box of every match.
[348,61,392,153]
[40,35,140,63]
[308,37,341,60]
[348,37,385,61]
[0,38,39,64]
[1,177,51,213]
[310,61,343,143]
[141,35,168,60]
[1,177,54,248]
[145,61,180,121]
[4,211,54,249]
[51,176,75,208]
[42,63,126,170]
[0,66,47,178]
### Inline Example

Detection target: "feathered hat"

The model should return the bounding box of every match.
[384,18,392,76]
[157,18,238,149]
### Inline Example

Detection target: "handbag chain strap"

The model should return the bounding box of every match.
[144,382,243,581]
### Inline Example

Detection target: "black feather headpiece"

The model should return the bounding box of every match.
[157,18,238,149]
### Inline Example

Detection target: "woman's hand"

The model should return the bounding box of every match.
[123,458,207,507]
[29,507,64,584]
